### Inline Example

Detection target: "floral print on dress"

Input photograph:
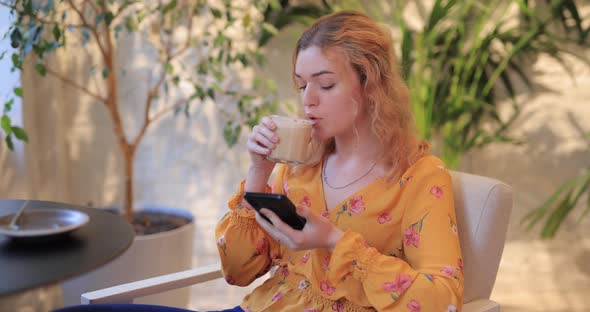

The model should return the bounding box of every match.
[430,185,445,198]
[403,212,430,248]
[335,195,366,224]
[332,301,344,312]
[271,291,283,302]
[276,266,290,285]
[407,300,421,312]
[383,273,413,300]
[378,212,392,224]
[320,280,336,295]
[440,263,461,280]
[300,196,312,208]
[449,214,458,235]
[300,251,311,265]
[421,273,434,282]
[216,156,464,311]
[298,279,311,290]
[399,176,413,187]
[217,235,227,256]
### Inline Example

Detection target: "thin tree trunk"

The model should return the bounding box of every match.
[123,145,135,222]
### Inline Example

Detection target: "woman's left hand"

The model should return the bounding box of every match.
[255,204,343,252]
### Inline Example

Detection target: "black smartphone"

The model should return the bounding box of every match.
[243,192,307,230]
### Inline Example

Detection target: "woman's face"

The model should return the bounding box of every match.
[295,46,365,141]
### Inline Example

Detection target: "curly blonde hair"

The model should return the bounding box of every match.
[292,10,429,181]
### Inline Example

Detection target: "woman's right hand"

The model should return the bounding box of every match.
[246,116,279,173]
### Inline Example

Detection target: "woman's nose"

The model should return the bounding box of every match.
[302,87,318,107]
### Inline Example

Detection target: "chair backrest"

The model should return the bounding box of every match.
[450,171,512,303]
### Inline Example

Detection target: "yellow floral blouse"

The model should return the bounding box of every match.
[215,155,464,311]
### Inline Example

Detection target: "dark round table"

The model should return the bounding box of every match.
[0,199,135,297]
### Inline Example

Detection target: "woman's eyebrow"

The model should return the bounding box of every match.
[294,70,335,78]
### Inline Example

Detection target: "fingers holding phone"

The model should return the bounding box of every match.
[245,192,343,252]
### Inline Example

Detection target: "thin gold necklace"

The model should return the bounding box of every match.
[322,157,378,190]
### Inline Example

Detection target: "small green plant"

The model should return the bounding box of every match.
[522,132,590,238]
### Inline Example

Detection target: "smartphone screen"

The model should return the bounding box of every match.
[243,192,306,230]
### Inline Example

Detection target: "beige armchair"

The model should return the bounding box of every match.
[81,171,512,312]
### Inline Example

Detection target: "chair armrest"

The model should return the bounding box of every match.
[463,299,500,312]
[81,263,222,304]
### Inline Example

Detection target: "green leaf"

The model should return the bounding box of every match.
[105,12,114,26]
[166,63,173,74]
[0,51,6,60]
[207,88,215,100]
[214,34,226,48]
[81,28,90,46]
[265,79,277,92]
[193,84,205,100]
[242,13,251,28]
[125,16,138,32]
[3,98,14,114]
[197,62,208,74]
[5,135,14,151]
[161,0,177,14]
[1,115,12,135]
[268,0,281,10]
[11,53,22,70]
[102,67,109,79]
[13,87,23,97]
[35,63,46,76]
[262,23,279,36]
[211,8,222,18]
[11,126,28,142]
[52,25,61,41]
[95,13,105,26]
[10,28,22,49]
[223,122,240,147]
[236,53,248,66]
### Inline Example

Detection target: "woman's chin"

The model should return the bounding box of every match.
[312,129,328,141]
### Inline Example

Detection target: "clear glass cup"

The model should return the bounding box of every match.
[267,115,314,165]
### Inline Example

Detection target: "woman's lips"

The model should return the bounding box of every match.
[306,114,321,124]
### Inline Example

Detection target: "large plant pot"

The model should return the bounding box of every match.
[61,206,194,308]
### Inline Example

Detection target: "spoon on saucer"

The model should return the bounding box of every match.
[8,200,29,230]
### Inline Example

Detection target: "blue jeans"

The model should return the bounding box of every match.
[53,304,244,312]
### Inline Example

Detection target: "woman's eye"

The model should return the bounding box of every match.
[321,84,335,90]
[298,85,307,90]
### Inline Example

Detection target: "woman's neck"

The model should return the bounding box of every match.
[331,118,381,164]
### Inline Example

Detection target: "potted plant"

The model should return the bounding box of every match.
[0,0,282,307]
[322,0,587,169]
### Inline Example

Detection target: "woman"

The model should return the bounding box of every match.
[216,10,463,312]
[55,10,463,312]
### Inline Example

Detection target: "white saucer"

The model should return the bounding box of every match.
[0,208,89,238]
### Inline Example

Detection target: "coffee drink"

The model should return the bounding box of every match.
[268,115,313,165]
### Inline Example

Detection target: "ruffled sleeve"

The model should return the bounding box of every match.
[326,157,464,311]
[215,165,288,286]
